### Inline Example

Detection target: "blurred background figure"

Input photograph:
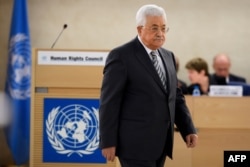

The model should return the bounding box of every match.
[0,92,11,127]
[174,56,188,94]
[210,53,246,85]
[185,57,210,95]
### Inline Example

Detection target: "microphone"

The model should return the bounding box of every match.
[51,24,68,49]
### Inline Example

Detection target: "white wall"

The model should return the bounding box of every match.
[1,0,250,89]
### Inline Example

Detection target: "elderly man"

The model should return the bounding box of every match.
[210,53,246,85]
[99,4,197,167]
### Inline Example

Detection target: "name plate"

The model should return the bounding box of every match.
[37,50,108,66]
[209,85,243,97]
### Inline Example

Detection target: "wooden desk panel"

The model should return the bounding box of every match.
[193,96,250,128]
[192,128,250,167]
[184,96,194,116]
[181,96,250,167]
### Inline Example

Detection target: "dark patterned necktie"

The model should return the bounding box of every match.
[151,51,167,90]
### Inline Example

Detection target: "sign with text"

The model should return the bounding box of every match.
[209,85,243,97]
[38,50,108,66]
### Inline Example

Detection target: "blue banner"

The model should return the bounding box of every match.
[43,98,106,163]
[5,0,31,165]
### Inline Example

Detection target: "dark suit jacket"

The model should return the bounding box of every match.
[99,37,196,160]
[210,73,246,85]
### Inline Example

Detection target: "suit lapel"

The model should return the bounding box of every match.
[134,38,167,92]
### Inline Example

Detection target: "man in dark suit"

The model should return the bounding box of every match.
[99,4,198,167]
[210,53,246,85]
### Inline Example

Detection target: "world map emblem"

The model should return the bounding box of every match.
[7,33,31,99]
[46,104,99,157]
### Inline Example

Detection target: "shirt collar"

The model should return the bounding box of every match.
[137,36,154,55]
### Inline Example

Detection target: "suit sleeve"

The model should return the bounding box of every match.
[170,52,197,141]
[167,52,196,140]
[175,88,197,141]
[99,50,127,149]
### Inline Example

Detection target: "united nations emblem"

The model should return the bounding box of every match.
[46,104,99,157]
[7,33,31,99]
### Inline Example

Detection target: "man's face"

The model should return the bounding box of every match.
[137,16,167,50]
[213,62,230,77]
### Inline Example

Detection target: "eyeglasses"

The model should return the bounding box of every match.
[142,26,169,33]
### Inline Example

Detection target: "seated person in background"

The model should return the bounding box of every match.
[210,53,246,85]
[185,57,210,95]
[175,56,188,94]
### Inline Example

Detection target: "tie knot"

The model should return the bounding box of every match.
[151,50,157,56]
[151,51,158,61]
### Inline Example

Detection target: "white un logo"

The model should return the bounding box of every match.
[46,104,99,157]
[7,33,31,99]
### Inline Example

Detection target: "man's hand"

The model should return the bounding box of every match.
[102,147,116,162]
[186,134,198,148]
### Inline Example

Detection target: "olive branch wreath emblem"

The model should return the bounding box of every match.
[46,106,99,157]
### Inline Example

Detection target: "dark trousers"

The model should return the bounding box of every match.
[118,154,167,167]
[118,123,170,167]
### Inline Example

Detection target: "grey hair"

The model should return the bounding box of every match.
[136,4,167,26]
